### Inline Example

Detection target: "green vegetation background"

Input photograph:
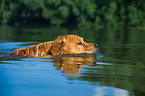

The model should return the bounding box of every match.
[0,0,144,27]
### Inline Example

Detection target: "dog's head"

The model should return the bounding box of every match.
[50,35,98,56]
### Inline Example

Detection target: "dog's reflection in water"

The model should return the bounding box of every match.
[50,54,97,77]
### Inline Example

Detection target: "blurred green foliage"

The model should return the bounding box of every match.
[0,0,145,27]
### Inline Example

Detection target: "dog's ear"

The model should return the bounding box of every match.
[50,36,66,56]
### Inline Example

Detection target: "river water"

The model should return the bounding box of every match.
[0,27,145,96]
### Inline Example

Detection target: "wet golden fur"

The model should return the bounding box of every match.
[11,35,98,57]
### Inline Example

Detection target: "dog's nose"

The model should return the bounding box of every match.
[94,43,98,48]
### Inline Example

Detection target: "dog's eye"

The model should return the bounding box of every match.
[77,42,82,45]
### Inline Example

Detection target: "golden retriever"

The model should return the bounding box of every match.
[11,35,98,57]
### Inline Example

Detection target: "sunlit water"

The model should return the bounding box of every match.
[0,27,145,96]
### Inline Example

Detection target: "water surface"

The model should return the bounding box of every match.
[0,27,145,96]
